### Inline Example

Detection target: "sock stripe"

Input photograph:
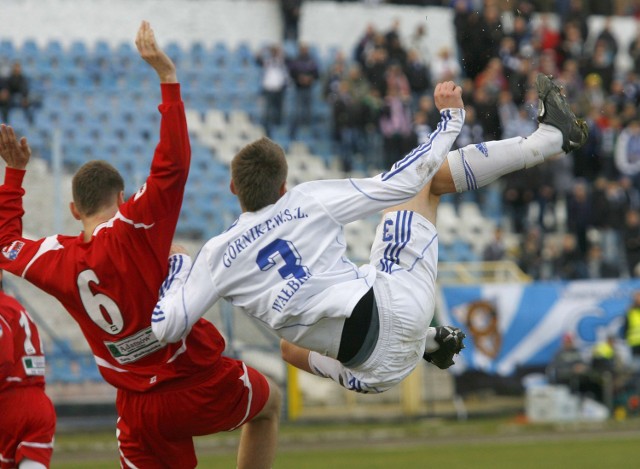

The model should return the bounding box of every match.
[459,148,478,191]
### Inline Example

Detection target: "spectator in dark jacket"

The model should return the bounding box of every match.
[0,61,34,125]
[624,209,640,276]
[404,49,431,107]
[280,0,302,42]
[287,43,319,140]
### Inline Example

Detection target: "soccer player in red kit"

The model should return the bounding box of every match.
[0,270,56,469]
[0,22,280,469]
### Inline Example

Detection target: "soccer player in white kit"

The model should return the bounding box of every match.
[153,75,588,393]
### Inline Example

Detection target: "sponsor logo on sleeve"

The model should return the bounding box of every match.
[2,240,25,261]
[22,355,46,376]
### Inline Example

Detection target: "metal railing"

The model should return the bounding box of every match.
[437,260,531,285]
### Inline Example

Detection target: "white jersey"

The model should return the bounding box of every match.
[153,108,464,357]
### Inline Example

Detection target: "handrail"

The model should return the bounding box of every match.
[437,260,531,284]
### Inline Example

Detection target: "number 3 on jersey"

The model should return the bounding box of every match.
[256,239,309,280]
[77,269,124,335]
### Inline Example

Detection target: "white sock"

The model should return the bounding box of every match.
[447,124,564,192]
[424,327,439,353]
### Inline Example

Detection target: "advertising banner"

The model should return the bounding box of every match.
[437,279,640,376]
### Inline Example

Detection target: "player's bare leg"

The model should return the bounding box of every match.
[236,377,281,469]
[430,73,588,196]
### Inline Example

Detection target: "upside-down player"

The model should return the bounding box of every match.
[152,74,587,395]
[0,270,56,469]
[0,22,280,469]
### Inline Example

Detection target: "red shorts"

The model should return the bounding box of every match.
[0,386,56,469]
[116,356,270,469]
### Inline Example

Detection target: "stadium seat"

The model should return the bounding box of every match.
[80,355,102,381]
[203,109,227,137]
[69,40,89,60]
[190,41,206,59]
[48,355,84,384]
[450,239,478,262]
[212,41,230,66]
[44,40,63,59]
[185,109,204,136]
[20,39,39,60]
[115,42,136,60]
[94,40,111,59]
[0,39,16,60]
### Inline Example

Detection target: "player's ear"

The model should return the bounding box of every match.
[69,202,82,221]
[117,190,125,206]
[229,180,237,195]
[279,181,287,196]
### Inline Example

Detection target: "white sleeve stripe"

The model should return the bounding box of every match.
[17,439,54,450]
[93,211,155,237]
[0,314,12,332]
[22,236,64,278]
[94,355,128,373]
[167,339,187,363]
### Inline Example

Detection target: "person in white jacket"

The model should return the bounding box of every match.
[615,120,640,186]
[153,76,588,394]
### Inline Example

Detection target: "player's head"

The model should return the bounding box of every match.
[230,137,287,212]
[71,160,125,218]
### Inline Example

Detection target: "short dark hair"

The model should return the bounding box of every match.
[72,160,125,216]
[231,138,288,212]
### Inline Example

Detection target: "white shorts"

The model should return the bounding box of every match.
[309,210,438,393]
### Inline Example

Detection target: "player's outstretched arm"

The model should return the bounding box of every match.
[135,20,177,84]
[153,247,221,344]
[0,125,31,170]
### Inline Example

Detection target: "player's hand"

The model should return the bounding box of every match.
[0,124,31,170]
[135,21,177,84]
[434,81,463,111]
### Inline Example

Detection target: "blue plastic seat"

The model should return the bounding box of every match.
[451,239,478,262]
[94,40,111,59]
[69,40,88,60]
[20,39,39,60]
[115,42,136,59]
[48,356,83,383]
[0,40,15,60]
[165,41,183,63]
[43,40,63,60]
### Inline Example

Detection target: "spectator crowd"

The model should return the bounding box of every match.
[311,0,640,280]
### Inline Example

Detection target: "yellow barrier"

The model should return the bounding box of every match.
[287,364,302,421]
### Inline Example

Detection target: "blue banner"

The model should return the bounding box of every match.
[437,279,640,376]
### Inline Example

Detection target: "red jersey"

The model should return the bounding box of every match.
[0,291,46,393]
[0,84,225,393]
